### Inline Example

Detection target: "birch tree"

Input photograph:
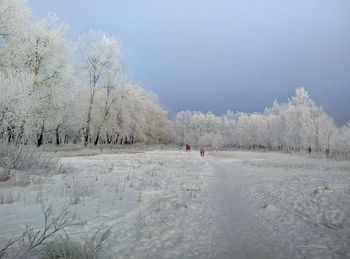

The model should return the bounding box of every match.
[79,31,121,146]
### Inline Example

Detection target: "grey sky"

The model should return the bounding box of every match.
[28,0,350,125]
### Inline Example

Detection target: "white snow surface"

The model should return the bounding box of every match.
[1,149,350,258]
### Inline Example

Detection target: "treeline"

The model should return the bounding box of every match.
[0,0,173,147]
[0,1,349,158]
[174,88,350,158]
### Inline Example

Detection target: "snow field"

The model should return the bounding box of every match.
[1,149,349,258]
[0,150,212,258]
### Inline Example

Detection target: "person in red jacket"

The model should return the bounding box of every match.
[188,145,191,151]
[200,148,205,156]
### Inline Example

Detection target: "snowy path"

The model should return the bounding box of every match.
[205,152,350,258]
[204,156,276,258]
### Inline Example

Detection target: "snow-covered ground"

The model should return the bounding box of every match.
[0,150,212,258]
[1,149,350,258]
[208,151,350,258]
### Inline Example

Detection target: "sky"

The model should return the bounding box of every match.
[28,0,350,125]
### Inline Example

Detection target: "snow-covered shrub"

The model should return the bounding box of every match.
[67,184,95,205]
[0,205,87,258]
[39,228,111,259]
[2,172,30,187]
[0,205,111,259]
[0,167,10,181]
[0,141,69,174]
[0,191,18,204]
[63,176,96,205]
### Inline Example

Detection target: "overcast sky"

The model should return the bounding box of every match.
[28,0,350,125]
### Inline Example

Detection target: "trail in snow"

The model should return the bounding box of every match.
[204,156,286,258]
[204,152,350,258]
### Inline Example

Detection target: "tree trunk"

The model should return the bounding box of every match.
[84,90,95,146]
[94,129,100,145]
[7,127,13,143]
[56,125,60,145]
[107,134,112,144]
[37,124,45,147]
[15,121,25,146]
[84,107,92,146]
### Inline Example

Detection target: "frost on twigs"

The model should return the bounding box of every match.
[0,205,87,258]
[39,227,112,259]
[0,141,70,175]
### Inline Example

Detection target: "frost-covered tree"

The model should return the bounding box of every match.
[78,31,122,146]
[332,123,350,158]
[283,88,336,152]
[104,82,172,145]
[173,88,343,156]
[0,69,33,143]
[0,1,174,147]
[174,111,227,148]
[0,15,74,146]
[0,0,30,43]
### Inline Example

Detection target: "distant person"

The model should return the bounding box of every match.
[186,144,189,151]
[188,145,191,151]
[200,148,205,156]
